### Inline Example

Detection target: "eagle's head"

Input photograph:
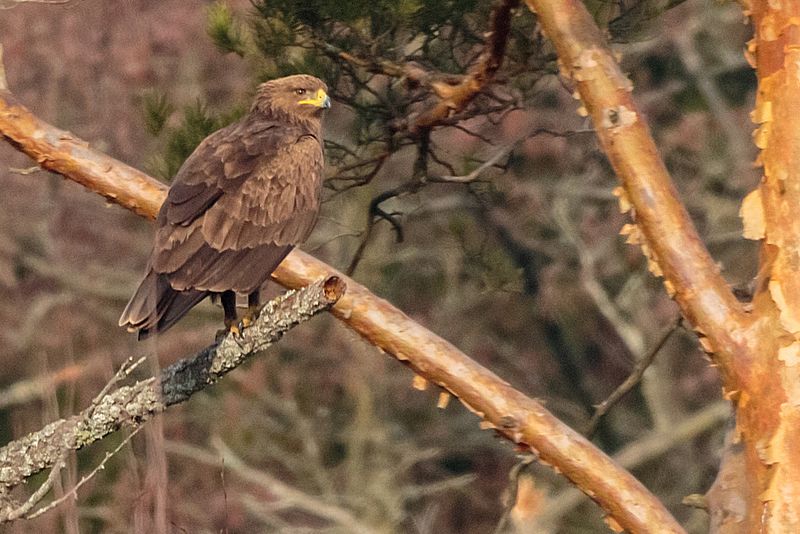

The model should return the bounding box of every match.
[253,74,331,123]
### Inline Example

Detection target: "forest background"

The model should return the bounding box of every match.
[0,0,758,532]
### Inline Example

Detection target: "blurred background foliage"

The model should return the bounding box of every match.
[0,0,758,532]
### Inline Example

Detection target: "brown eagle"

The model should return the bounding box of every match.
[119,74,330,339]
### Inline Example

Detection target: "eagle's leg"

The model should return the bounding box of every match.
[241,290,260,329]
[221,290,240,335]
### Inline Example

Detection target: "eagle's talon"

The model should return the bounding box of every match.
[237,305,259,334]
[232,320,246,339]
[214,328,228,343]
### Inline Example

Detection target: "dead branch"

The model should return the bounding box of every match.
[430,143,515,184]
[0,276,343,519]
[26,427,142,521]
[553,196,681,432]
[585,317,682,437]
[166,438,374,534]
[0,87,684,531]
[522,0,752,389]
[0,0,74,8]
[317,40,428,85]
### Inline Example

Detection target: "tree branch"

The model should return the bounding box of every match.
[410,0,520,133]
[0,88,684,531]
[535,401,731,530]
[0,276,344,515]
[584,317,683,438]
[0,91,166,219]
[522,0,752,389]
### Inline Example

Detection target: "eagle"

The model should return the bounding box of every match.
[119,74,330,340]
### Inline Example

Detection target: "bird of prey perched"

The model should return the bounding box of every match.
[119,74,330,340]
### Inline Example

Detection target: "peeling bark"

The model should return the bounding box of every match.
[732,0,800,528]
[522,0,752,391]
[522,0,800,528]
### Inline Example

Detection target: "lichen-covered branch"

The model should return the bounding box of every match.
[522,0,752,390]
[0,88,683,531]
[0,277,343,518]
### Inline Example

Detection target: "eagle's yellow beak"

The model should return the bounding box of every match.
[299,88,332,109]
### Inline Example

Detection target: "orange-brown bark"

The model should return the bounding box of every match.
[0,92,164,219]
[523,0,752,390]
[729,0,800,528]
[523,0,800,527]
[411,0,519,133]
[0,88,684,532]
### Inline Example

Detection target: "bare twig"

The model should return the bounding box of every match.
[534,402,730,530]
[165,438,373,534]
[431,126,594,184]
[493,456,535,534]
[346,179,418,275]
[317,40,422,83]
[7,166,40,175]
[553,196,682,431]
[89,356,146,413]
[27,427,142,520]
[0,450,68,521]
[585,317,683,437]
[672,15,753,185]
[0,45,5,91]
[553,199,645,355]
[430,143,515,184]
[0,0,74,8]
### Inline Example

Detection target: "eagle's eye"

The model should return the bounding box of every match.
[295,88,307,96]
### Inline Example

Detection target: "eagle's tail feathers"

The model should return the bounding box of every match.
[119,271,209,339]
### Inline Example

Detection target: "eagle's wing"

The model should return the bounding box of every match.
[119,115,324,337]
[160,118,283,227]
[153,116,323,291]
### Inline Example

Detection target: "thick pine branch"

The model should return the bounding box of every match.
[0,87,682,531]
[522,0,752,389]
[411,0,520,133]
